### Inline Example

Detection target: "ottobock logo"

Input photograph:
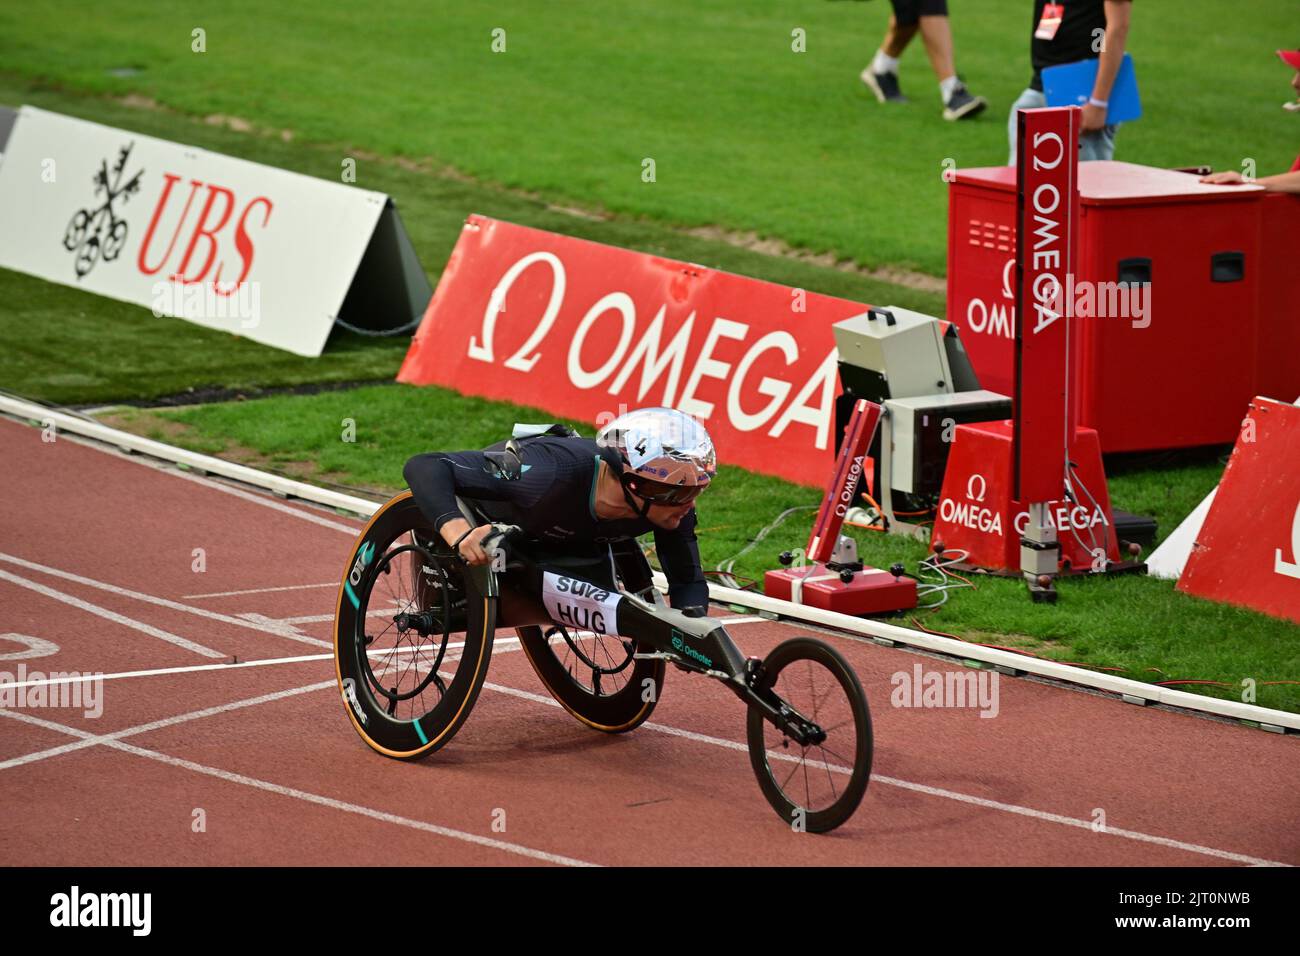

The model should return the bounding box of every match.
[1275,498,1300,581]
[63,142,144,279]
[50,886,151,936]
[349,542,375,588]
[341,677,367,725]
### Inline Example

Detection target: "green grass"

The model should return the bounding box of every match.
[0,1,1295,276]
[0,73,944,405]
[102,382,1300,715]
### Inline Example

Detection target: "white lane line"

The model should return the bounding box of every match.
[0,567,223,659]
[5,653,330,688]
[714,616,766,625]
[0,641,521,762]
[0,682,593,868]
[183,582,338,599]
[866,773,1288,867]
[105,738,596,866]
[275,607,402,626]
[163,465,366,534]
[0,551,330,649]
[0,680,336,771]
[465,673,1291,868]
[1,636,521,689]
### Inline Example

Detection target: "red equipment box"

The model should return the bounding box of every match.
[764,564,917,616]
[930,420,1121,573]
[946,161,1290,452]
[1258,193,1300,405]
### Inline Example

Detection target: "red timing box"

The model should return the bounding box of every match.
[398,215,877,488]
[947,162,1278,452]
[931,420,1120,572]
[1258,194,1300,405]
[764,564,917,616]
[1179,397,1300,624]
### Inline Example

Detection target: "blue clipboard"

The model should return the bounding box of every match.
[1042,52,1141,124]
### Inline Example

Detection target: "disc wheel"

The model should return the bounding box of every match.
[333,492,495,759]
[517,623,664,733]
[746,637,872,833]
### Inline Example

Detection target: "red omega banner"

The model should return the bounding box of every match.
[1178,397,1300,624]
[1013,106,1080,503]
[398,215,877,487]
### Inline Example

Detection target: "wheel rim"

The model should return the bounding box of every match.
[355,541,459,723]
[760,656,862,816]
[544,625,637,699]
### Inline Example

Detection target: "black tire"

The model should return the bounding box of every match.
[516,624,665,733]
[746,638,872,833]
[333,492,495,759]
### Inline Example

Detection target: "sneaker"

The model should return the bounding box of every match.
[861,67,908,103]
[943,82,987,121]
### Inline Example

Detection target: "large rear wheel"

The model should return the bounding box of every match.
[333,492,495,759]
[517,624,665,733]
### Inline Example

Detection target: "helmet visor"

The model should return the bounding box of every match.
[627,475,706,506]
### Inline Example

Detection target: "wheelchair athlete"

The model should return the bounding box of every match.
[402,407,716,616]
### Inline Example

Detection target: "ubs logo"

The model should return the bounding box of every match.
[63,142,144,279]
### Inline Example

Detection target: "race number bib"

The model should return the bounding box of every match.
[1035,2,1065,41]
[542,572,622,636]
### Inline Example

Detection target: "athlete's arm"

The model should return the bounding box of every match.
[653,509,710,611]
[403,450,546,563]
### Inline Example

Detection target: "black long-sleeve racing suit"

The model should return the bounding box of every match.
[402,436,709,609]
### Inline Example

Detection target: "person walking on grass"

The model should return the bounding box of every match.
[1006,1,1133,164]
[861,1,988,121]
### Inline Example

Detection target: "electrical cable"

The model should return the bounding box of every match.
[713,504,818,590]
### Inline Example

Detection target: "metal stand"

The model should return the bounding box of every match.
[1020,502,1060,603]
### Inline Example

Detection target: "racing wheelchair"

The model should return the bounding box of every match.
[333,491,873,832]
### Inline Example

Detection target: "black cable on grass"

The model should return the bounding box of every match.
[713,505,818,590]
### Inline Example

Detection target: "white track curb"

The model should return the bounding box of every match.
[3,393,1295,734]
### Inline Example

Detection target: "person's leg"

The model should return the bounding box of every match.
[881,14,918,59]
[916,14,955,82]
[1079,124,1119,162]
[1006,87,1047,164]
[864,3,922,103]
[915,3,986,119]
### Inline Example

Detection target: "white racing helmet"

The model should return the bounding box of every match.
[596,407,716,511]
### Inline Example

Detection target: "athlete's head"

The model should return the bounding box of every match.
[596,407,716,529]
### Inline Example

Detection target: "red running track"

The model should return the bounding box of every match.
[0,415,1296,866]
